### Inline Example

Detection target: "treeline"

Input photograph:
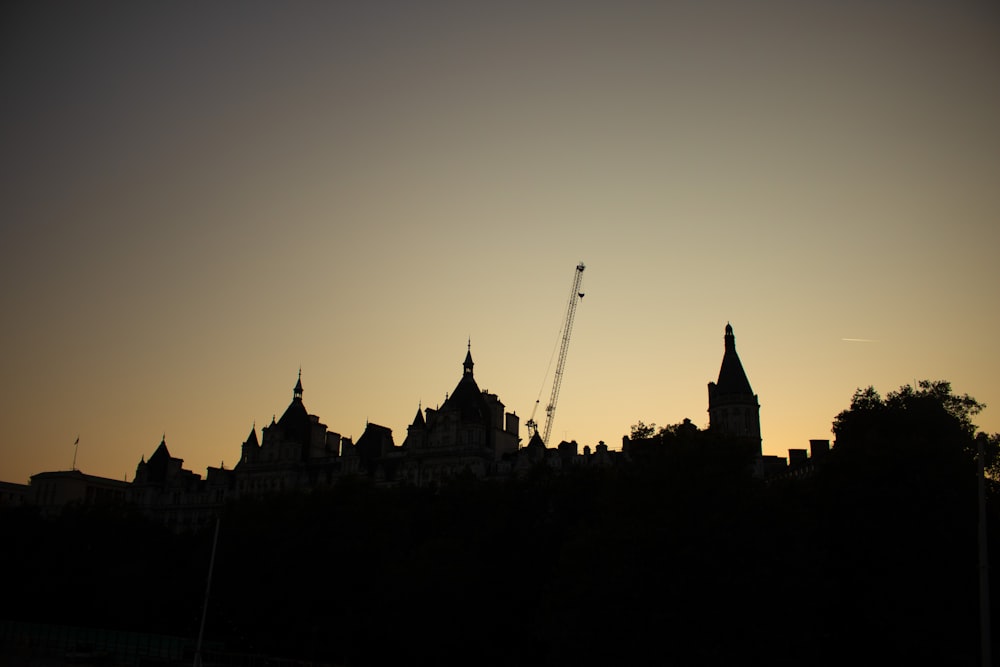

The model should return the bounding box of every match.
[2,381,998,666]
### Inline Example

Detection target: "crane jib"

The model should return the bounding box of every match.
[541,262,585,446]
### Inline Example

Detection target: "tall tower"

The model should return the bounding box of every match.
[707,323,761,454]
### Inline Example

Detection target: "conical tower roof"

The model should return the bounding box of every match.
[714,323,754,396]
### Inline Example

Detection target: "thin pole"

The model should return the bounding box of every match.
[72,436,79,471]
[194,515,221,667]
[978,433,992,667]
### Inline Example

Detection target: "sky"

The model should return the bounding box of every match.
[2,0,999,485]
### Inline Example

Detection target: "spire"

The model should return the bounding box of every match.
[463,341,474,377]
[446,342,488,424]
[278,369,311,445]
[724,322,735,352]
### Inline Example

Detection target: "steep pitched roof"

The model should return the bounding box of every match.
[714,323,754,396]
[150,437,170,461]
[145,437,173,483]
[442,348,490,424]
[522,431,547,463]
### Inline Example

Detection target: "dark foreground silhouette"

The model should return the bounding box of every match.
[2,381,998,666]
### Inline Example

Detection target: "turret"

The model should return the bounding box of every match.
[707,323,761,453]
[463,340,474,377]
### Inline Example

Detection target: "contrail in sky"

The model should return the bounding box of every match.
[841,338,879,343]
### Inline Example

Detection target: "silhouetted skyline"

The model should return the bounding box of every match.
[2,1,999,485]
[3,379,992,665]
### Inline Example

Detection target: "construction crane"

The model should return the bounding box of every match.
[526,262,585,445]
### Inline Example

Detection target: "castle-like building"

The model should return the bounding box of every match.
[399,344,520,485]
[111,344,614,528]
[234,371,350,492]
[18,324,826,528]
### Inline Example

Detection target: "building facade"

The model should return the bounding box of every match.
[28,470,130,517]
[234,371,352,496]
[131,437,231,529]
[398,345,520,485]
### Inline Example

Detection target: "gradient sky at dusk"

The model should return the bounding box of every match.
[2,1,999,484]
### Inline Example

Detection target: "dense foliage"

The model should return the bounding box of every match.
[2,381,997,666]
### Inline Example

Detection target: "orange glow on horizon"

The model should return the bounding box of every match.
[1,1,998,485]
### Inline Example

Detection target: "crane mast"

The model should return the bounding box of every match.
[541,262,585,445]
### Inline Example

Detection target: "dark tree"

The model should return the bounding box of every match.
[831,379,989,478]
[625,417,757,483]
[629,420,658,440]
[820,380,992,664]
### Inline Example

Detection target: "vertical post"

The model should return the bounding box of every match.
[194,515,221,667]
[978,433,991,667]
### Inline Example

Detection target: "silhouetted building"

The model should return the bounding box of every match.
[132,437,231,529]
[355,421,400,481]
[400,345,520,485]
[765,438,831,481]
[234,371,351,495]
[708,323,762,455]
[29,470,129,517]
[133,437,199,488]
